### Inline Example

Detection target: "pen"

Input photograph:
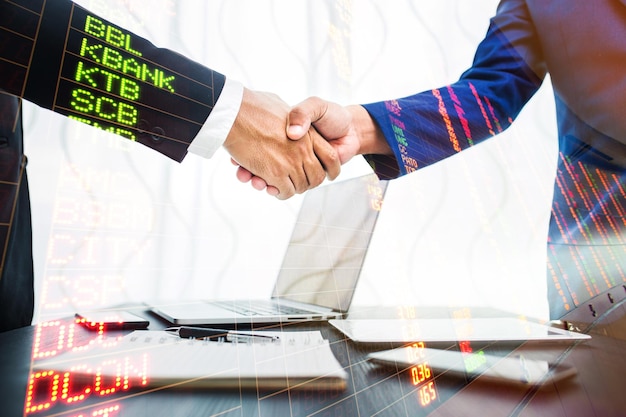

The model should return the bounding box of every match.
[164,326,280,343]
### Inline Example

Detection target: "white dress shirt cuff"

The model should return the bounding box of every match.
[187,78,244,159]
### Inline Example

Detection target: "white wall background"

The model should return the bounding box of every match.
[25,0,558,323]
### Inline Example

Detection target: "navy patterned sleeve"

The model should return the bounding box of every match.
[361,0,546,179]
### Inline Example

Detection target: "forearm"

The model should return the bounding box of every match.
[361,0,545,179]
[1,0,228,162]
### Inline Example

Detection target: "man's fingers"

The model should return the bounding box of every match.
[250,176,268,191]
[234,163,281,196]
[312,102,352,141]
[302,155,327,190]
[235,165,253,183]
[287,97,328,140]
[311,132,340,181]
[287,123,307,140]
[275,176,296,200]
[232,153,304,199]
[265,185,280,197]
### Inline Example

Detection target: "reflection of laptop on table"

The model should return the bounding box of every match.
[152,174,388,326]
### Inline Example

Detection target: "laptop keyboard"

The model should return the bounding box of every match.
[213,300,316,317]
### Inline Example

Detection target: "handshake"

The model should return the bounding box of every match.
[224,89,392,200]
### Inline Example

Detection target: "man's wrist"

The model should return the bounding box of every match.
[187,78,244,158]
[348,105,391,156]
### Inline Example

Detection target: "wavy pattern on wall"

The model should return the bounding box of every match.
[25,0,557,323]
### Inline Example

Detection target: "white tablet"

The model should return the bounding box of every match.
[329,317,590,344]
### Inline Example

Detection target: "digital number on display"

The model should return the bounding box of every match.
[25,320,146,415]
[406,342,439,408]
[14,3,212,413]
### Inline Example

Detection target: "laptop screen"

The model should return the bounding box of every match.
[272,174,388,312]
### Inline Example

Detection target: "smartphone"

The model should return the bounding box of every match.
[368,346,577,387]
[75,311,150,331]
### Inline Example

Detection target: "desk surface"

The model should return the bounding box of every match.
[2,289,625,417]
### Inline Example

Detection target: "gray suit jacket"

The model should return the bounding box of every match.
[525,0,626,164]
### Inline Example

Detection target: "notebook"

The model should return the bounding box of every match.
[329,317,591,345]
[34,330,348,391]
[152,174,388,325]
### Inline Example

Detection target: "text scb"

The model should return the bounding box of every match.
[68,14,177,137]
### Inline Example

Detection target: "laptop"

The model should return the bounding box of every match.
[151,173,388,326]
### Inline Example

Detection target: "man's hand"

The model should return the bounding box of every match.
[231,96,354,196]
[223,89,340,200]
[286,97,360,164]
[232,96,359,196]
[288,97,392,158]
[233,96,392,195]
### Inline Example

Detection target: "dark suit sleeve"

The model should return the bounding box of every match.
[0,0,226,162]
[361,0,546,179]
